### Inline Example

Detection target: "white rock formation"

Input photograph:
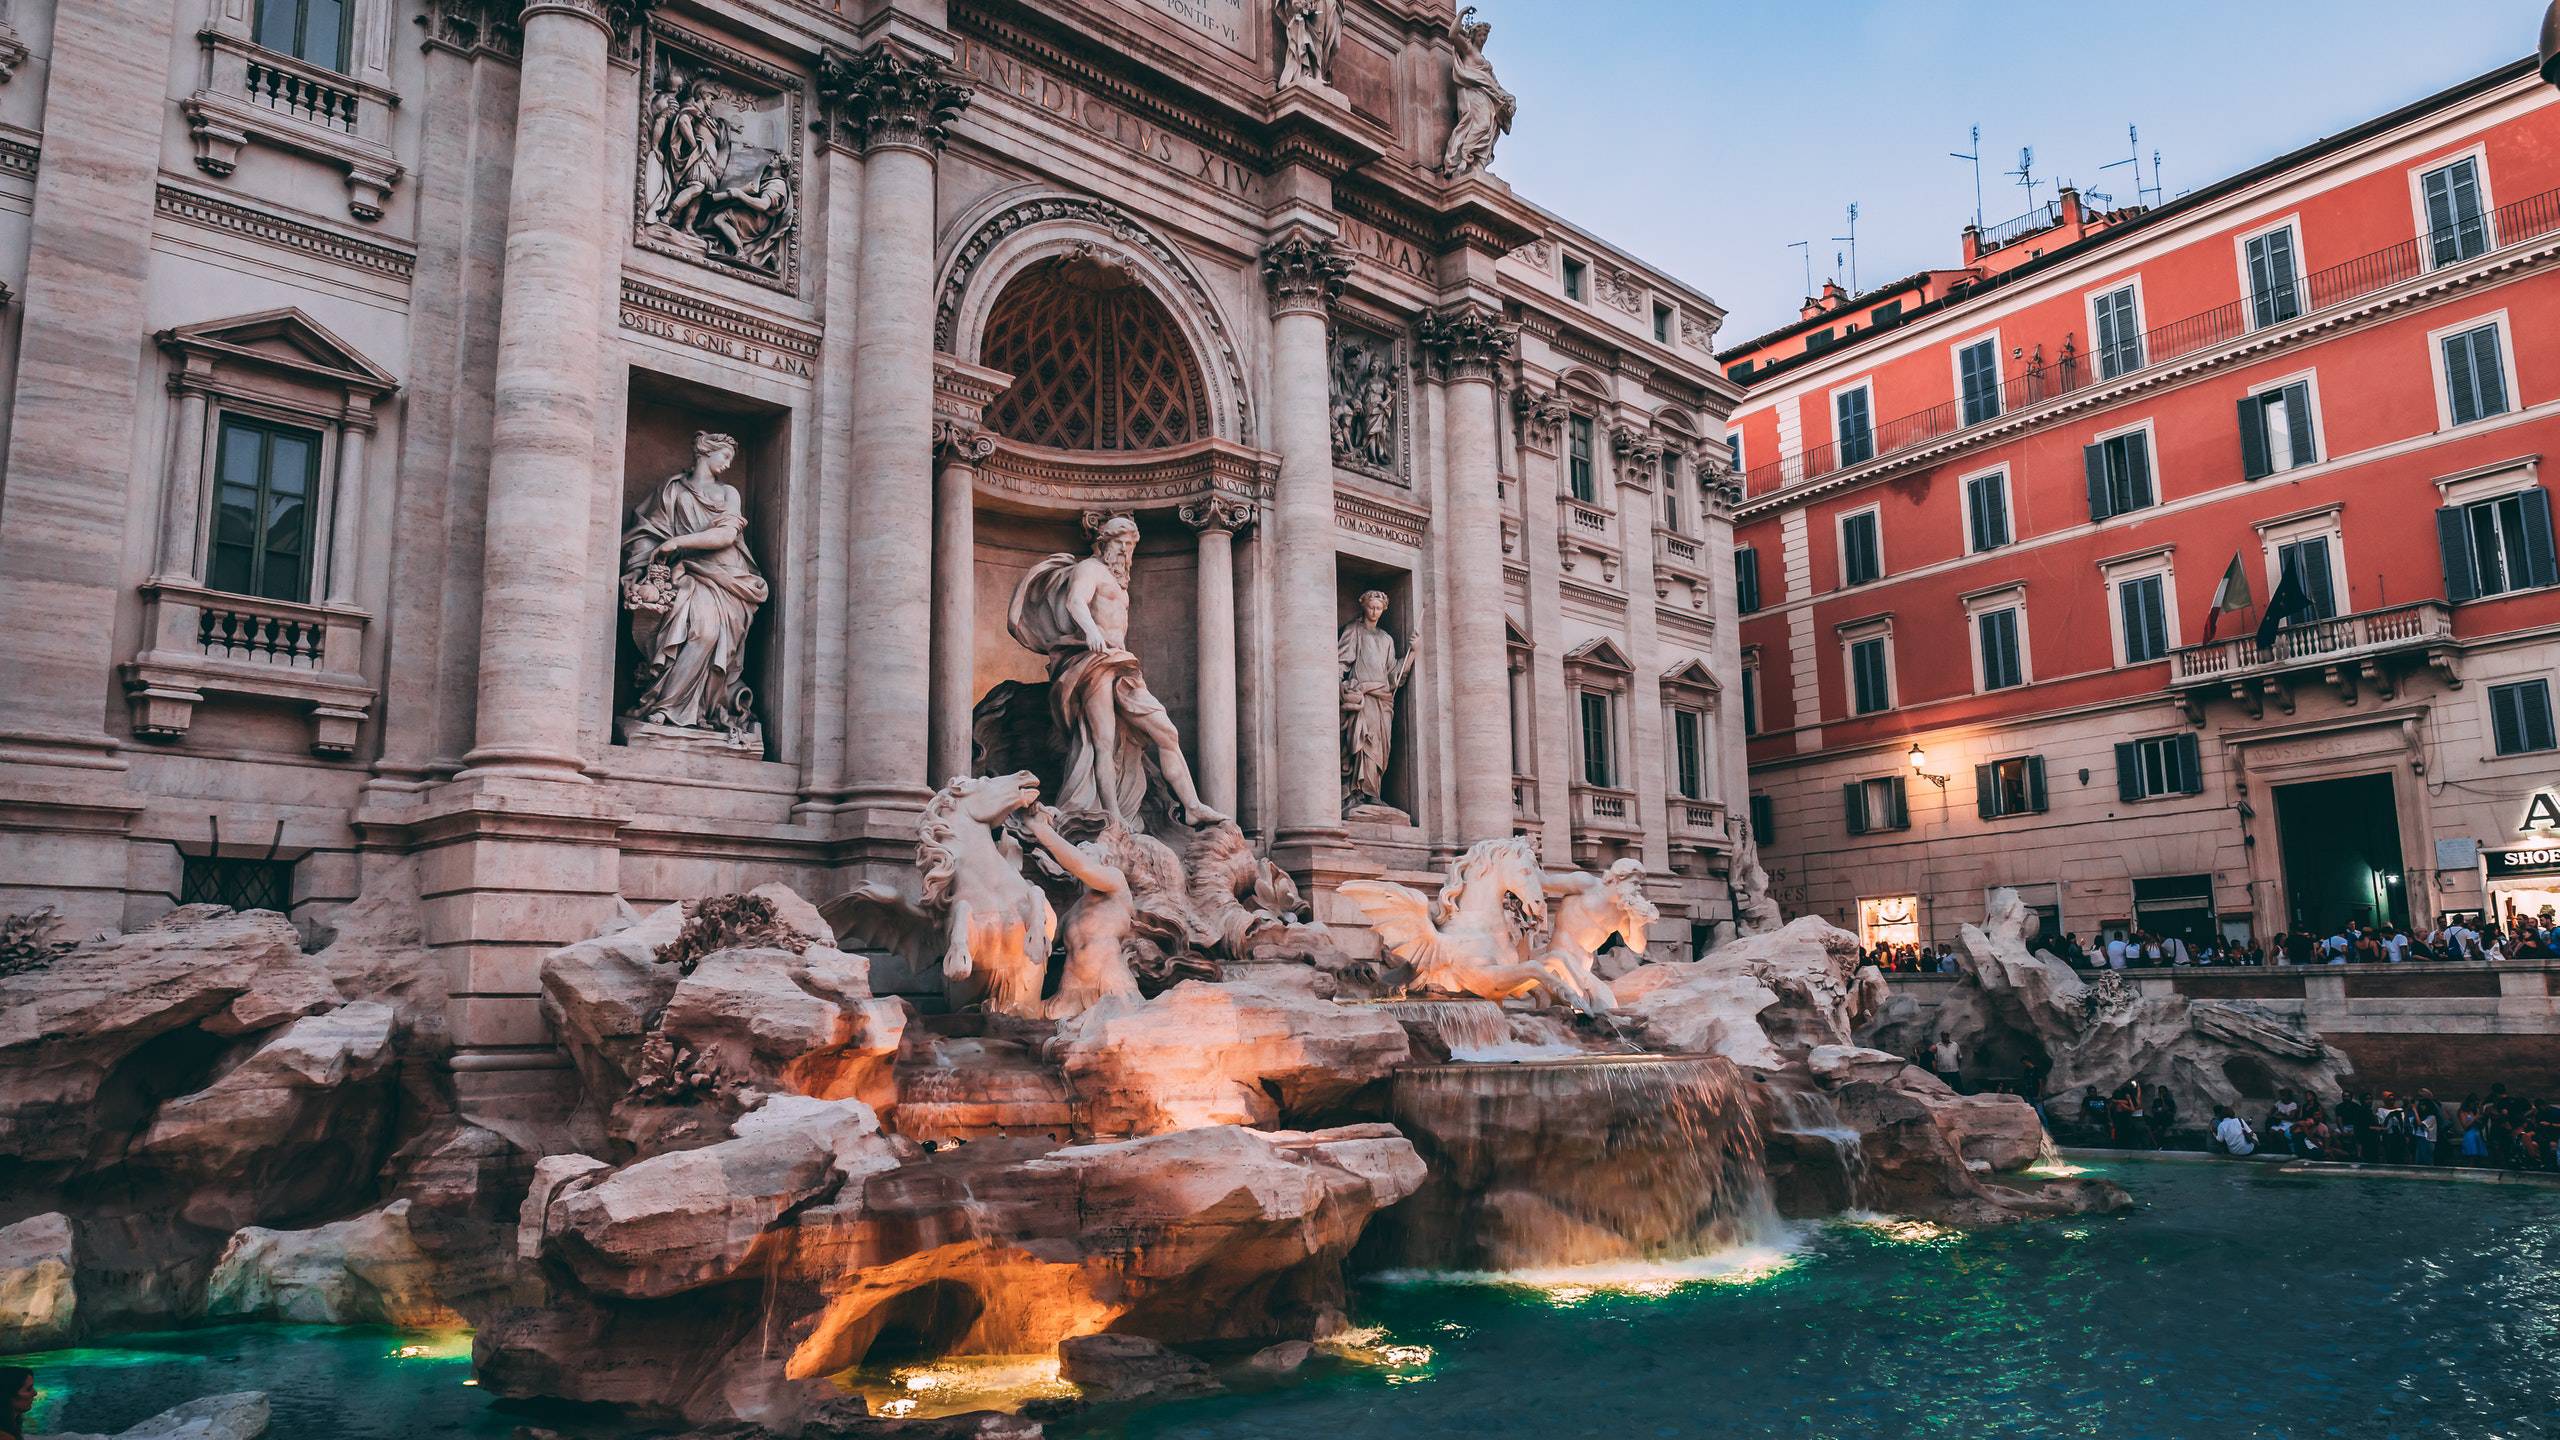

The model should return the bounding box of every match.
[1050,980,1409,1134]
[0,1211,78,1349]
[203,1200,461,1328]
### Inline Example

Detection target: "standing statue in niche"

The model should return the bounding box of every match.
[1439,6,1515,179]
[1276,0,1341,89]
[620,430,768,743]
[1008,513,1228,828]
[1339,590,1416,815]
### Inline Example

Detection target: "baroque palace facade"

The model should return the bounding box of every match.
[1727,60,2560,957]
[0,0,1745,1100]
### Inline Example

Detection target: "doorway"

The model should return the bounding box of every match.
[2275,773,2408,931]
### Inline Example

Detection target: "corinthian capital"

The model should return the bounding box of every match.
[1512,385,1570,454]
[1416,304,1514,384]
[1261,230,1351,319]
[816,44,974,156]
[1179,492,1258,535]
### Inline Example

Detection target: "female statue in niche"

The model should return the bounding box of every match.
[1339,589,1416,813]
[620,430,769,737]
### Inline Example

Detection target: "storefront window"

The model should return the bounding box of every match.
[1858,894,1920,949]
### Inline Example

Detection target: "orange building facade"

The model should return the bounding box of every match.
[1721,59,2560,951]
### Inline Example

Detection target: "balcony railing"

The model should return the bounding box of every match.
[1569,782,1641,838]
[1668,796,1727,849]
[2170,600,2453,686]
[1745,183,2560,496]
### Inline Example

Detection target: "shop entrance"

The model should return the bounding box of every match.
[2275,773,2408,931]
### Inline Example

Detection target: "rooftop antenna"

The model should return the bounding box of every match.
[2100,125,2162,209]
[1951,125,1984,232]
[1788,239,1812,301]
[2005,145,2041,216]
[2149,147,2166,206]
[1832,203,1861,294]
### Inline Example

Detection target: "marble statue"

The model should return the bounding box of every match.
[1008,513,1227,828]
[1276,0,1341,88]
[1535,859,1657,1012]
[1729,818,1785,936]
[1439,6,1515,179]
[1338,590,1416,813]
[1340,837,1555,1003]
[619,430,768,739]
[912,770,1057,1019]
[1021,804,1155,1017]
[639,52,797,280]
[704,155,795,271]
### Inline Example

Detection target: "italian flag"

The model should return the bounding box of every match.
[2202,553,2253,644]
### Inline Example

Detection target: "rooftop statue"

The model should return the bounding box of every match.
[1008,513,1227,828]
[1439,6,1515,179]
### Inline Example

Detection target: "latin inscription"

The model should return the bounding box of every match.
[956,38,1260,202]
[1129,0,1250,51]
[1337,214,1429,281]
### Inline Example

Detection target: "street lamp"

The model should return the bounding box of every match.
[2542,0,2560,87]
[1907,742,1950,791]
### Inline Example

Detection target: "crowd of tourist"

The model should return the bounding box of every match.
[1877,911,2560,973]
[2052,1077,2560,1174]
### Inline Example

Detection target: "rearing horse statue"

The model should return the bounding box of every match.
[1340,836,1552,1002]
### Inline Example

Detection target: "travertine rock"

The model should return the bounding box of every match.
[1704,916,1876,1049]
[539,900,688,1119]
[1050,980,1408,1134]
[1807,1055,2125,1226]
[203,1200,462,1328]
[0,906,332,1166]
[50,1392,272,1440]
[0,1211,78,1349]
[1057,1333,1222,1402]
[1611,962,1784,1068]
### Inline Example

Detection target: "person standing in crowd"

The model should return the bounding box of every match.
[1930,1033,1963,1093]
[2146,1085,2178,1147]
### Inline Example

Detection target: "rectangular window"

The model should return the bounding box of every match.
[180,854,296,912]
[2274,536,2338,620]
[2117,574,2169,664]
[1975,755,2049,820]
[1840,509,1882,586]
[256,0,350,72]
[2238,381,2317,479]
[1834,386,1875,466]
[2083,429,2154,521]
[1672,708,1705,799]
[1976,606,2024,690]
[1849,635,1891,715]
[1562,256,1588,302]
[1726,433,1743,472]
[1660,451,1683,532]
[2492,679,2557,755]
[1957,338,2002,425]
[1748,792,1775,845]
[2245,225,2302,328]
[2116,732,2203,801]
[1654,302,1675,343]
[1965,471,2010,552]
[1567,415,1596,502]
[2423,157,2490,268]
[207,414,320,604]
[1579,690,1615,787]
[2441,488,2559,601]
[2093,285,2144,378]
[2441,323,2510,426]
[1843,774,1910,834]
[1741,663,1760,737]
[1735,546,1762,614]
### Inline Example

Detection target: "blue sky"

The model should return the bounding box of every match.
[1482,1,2538,344]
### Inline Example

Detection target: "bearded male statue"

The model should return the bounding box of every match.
[1008,513,1226,828]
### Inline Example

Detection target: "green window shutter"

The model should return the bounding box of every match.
[2439,505,2481,602]
[2475,329,2510,418]
[2237,395,2271,481]
[2519,487,2558,589]
[2176,732,2204,795]
[2085,443,2111,522]
[1888,776,1911,830]
[2026,756,2049,813]
[1843,782,1868,836]
[2114,741,2140,802]
[1975,763,1996,820]
[2282,383,2316,466]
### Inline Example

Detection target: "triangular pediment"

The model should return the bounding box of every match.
[161,308,399,395]
[1660,658,1720,692]
[1564,636,1634,674]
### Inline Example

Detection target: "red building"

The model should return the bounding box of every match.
[1722,58,2560,954]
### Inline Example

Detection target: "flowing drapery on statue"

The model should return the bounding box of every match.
[1439,6,1515,179]
[1006,513,1226,828]
[619,431,768,736]
[1338,589,1415,812]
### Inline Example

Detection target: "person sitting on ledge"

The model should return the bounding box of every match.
[2210,1104,2258,1158]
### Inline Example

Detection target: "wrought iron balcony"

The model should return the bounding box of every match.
[2169,600,2457,719]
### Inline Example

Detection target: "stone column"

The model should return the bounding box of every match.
[927,420,994,785]
[1420,305,1518,843]
[459,0,635,781]
[1610,423,1672,875]
[1180,494,1255,817]
[817,44,972,823]
[1260,230,1352,843]
[324,418,373,608]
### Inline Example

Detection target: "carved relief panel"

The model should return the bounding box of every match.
[635,27,804,294]
[1328,324,1408,484]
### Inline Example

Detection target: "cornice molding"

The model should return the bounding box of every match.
[155,184,416,282]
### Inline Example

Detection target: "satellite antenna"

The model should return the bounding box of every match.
[1832,203,1861,294]
[1788,239,1812,301]
[1951,125,1984,232]
[2005,146,2041,215]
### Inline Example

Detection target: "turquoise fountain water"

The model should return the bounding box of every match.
[18,1162,2560,1439]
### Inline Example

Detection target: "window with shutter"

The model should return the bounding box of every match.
[2240,383,2316,479]
[2087,431,2154,519]
[2116,575,2169,664]
[1741,663,1760,737]
[2245,227,2302,328]
[1579,690,1614,786]
[1568,415,1597,501]
[1735,547,1762,613]
[2442,324,2509,426]
[1957,339,2002,425]
[1843,781,1868,835]
[2275,537,2338,620]
[2450,488,2559,598]
[1750,792,1775,844]
[1849,637,1891,715]
[1835,387,1875,466]
[1977,607,2023,690]
[1979,755,2042,819]
[1965,472,2009,552]
[2121,733,2198,800]
[2093,286,2143,378]
[1841,510,1882,586]
[2490,680,2557,755]
[2422,158,2489,268]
